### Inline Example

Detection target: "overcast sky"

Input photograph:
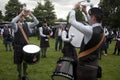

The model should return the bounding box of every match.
[0,0,100,19]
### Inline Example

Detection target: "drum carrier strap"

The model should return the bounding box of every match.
[18,22,29,44]
[77,33,105,58]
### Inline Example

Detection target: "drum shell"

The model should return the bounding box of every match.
[52,57,75,80]
[23,48,40,64]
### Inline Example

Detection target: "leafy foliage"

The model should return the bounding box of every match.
[99,0,120,28]
[75,9,85,22]
[4,0,23,21]
[0,10,3,22]
[33,0,56,26]
[66,9,85,24]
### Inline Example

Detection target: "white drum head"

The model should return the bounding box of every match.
[23,44,40,54]
[69,26,84,48]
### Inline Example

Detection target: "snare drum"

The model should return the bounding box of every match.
[23,44,41,64]
[52,57,75,80]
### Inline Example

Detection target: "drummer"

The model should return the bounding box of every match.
[61,23,77,80]
[61,23,77,59]
[69,3,104,80]
[11,10,39,80]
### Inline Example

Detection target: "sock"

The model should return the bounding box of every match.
[17,64,22,79]
[23,62,28,77]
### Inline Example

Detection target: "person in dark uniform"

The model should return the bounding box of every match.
[11,10,39,80]
[1,24,12,51]
[61,23,77,80]
[61,24,77,59]
[69,3,104,80]
[39,21,53,58]
[113,30,120,55]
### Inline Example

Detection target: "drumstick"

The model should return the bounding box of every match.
[79,0,93,7]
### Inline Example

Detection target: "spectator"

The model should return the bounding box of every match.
[1,24,12,51]
[55,24,63,51]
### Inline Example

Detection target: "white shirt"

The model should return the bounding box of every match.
[62,30,71,42]
[39,26,53,37]
[11,15,39,32]
[104,27,109,36]
[58,28,62,36]
[69,10,102,44]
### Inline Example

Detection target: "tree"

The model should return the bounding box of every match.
[66,9,85,24]
[33,2,45,26]
[4,0,23,21]
[33,0,56,26]
[44,0,56,25]
[0,10,3,22]
[99,0,120,28]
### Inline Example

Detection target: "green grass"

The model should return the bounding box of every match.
[0,37,120,80]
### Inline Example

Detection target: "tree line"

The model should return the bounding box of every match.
[0,0,57,26]
[0,0,120,28]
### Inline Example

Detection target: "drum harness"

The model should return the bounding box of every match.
[77,33,105,69]
[18,22,29,44]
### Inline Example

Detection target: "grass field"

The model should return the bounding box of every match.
[0,37,120,80]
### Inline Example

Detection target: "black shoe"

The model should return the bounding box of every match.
[18,75,22,80]
[41,55,44,58]
[44,55,47,58]
[117,53,120,55]
[6,49,8,51]
[113,52,115,55]
[9,49,12,51]
[22,76,29,80]
[55,49,57,51]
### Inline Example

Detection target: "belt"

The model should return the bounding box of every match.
[85,64,98,69]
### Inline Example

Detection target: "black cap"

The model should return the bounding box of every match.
[88,7,103,16]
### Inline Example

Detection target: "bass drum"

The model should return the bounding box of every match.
[69,26,84,48]
[52,57,75,80]
[23,44,41,64]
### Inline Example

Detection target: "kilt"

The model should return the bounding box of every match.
[40,37,49,48]
[14,44,25,64]
[3,38,10,44]
[62,44,77,59]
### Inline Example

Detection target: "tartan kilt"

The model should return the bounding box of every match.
[14,44,25,64]
[40,37,50,48]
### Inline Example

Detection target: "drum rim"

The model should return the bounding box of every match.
[58,57,75,62]
[23,44,40,54]
[52,72,74,80]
